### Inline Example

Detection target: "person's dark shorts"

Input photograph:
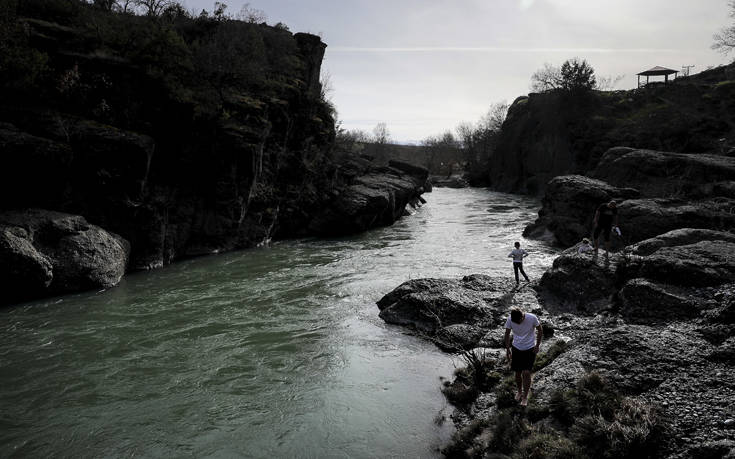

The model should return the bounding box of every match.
[511,346,536,372]
[593,224,612,242]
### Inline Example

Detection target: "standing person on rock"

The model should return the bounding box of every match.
[504,308,543,407]
[592,200,619,257]
[508,241,530,286]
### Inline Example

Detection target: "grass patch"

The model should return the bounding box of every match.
[442,349,503,406]
[452,371,669,459]
[441,417,491,458]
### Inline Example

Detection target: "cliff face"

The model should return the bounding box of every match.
[0,1,344,272]
[487,65,735,194]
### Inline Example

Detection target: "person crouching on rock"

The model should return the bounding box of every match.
[592,200,618,257]
[504,307,543,407]
[578,237,593,254]
[508,241,530,286]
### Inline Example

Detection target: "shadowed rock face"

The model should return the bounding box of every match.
[0,209,129,305]
[592,148,735,198]
[524,172,735,248]
[0,11,432,285]
[306,158,428,236]
[537,252,621,314]
[523,174,638,246]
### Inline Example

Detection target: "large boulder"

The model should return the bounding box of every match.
[592,148,735,198]
[536,251,621,314]
[376,275,520,350]
[627,228,735,256]
[523,175,639,246]
[621,240,735,287]
[0,209,130,305]
[617,278,700,323]
[618,198,735,245]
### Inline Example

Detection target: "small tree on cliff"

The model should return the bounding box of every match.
[712,0,735,57]
[530,63,562,92]
[559,58,596,91]
[530,58,596,92]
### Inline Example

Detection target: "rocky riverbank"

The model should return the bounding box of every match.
[378,227,735,458]
[378,141,735,457]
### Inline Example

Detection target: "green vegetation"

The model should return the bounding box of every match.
[443,371,669,459]
[0,0,332,133]
[530,58,598,93]
[442,349,502,405]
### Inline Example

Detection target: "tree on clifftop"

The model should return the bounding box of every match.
[530,58,596,93]
[712,0,735,57]
[559,58,596,91]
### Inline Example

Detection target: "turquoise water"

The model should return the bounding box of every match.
[0,188,556,458]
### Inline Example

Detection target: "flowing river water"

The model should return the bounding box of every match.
[0,188,558,458]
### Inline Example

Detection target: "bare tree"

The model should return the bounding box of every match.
[237,3,267,23]
[530,62,562,92]
[133,0,174,16]
[372,122,390,145]
[596,74,625,91]
[713,1,735,57]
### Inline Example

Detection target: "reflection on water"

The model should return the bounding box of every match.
[0,188,556,458]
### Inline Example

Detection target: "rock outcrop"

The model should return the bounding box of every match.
[0,209,129,305]
[308,159,429,236]
[524,171,735,248]
[485,64,735,194]
[592,147,735,198]
[379,228,735,458]
[376,275,532,350]
[523,174,638,246]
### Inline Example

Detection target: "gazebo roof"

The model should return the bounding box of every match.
[637,66,679,76]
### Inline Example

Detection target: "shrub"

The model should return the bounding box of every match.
[570,399,666,459]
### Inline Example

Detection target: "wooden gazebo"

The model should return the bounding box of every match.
[637,66,678,87]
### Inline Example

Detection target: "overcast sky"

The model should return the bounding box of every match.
[186,0,732,142]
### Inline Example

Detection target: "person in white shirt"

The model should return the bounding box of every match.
[507,241,530,285]
[504,308,543,407]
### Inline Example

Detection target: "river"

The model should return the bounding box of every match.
[0,188,558,458]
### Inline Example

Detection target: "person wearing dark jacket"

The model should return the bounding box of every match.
[592,200,619,256]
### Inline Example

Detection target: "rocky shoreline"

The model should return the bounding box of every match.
[0,156,427,306]
[377,147,735,458]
